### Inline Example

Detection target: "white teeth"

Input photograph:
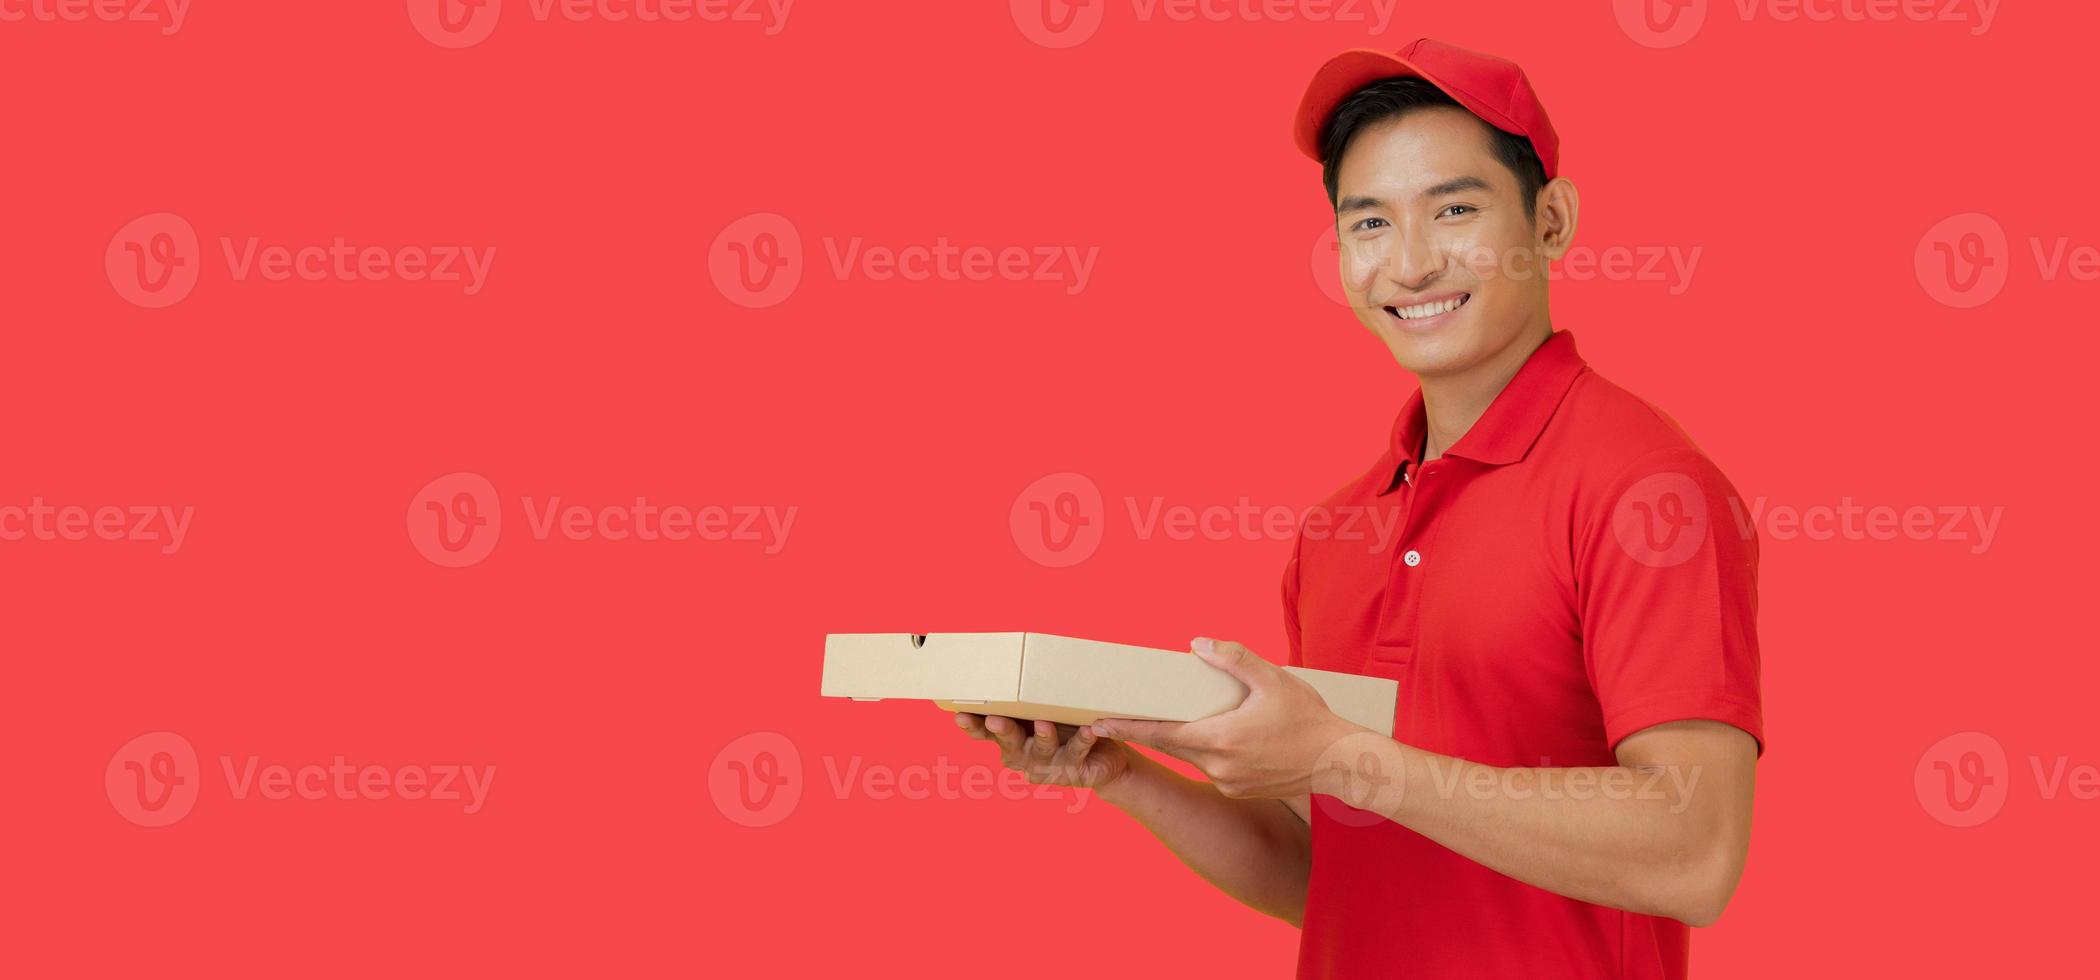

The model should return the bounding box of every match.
[1393,296,1465,320]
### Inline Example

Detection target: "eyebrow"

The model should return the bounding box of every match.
[1421,176,1492,198]
[1336,176,1495,215]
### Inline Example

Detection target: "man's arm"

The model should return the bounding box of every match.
[1312,719,1756,926]
[1100,754,1314,926]
[956,712,1315,926]
[1095,639,1759,928]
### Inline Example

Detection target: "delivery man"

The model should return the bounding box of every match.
[956,38,1762,980]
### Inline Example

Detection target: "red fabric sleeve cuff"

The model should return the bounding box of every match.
[1603,690,1765,758]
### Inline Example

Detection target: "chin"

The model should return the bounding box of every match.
[1368,321,1483,378]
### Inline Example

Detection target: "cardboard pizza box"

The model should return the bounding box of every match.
[821,632,1397,738]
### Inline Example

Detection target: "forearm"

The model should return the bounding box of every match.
[1099,750,1312,926]
[1316,734,1750,926]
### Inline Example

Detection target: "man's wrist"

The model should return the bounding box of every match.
[1093,751,1163,810]
[1309,725,1410,822]
[1305,713,1371,793]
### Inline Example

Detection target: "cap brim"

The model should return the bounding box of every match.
[1292,48,1532,166]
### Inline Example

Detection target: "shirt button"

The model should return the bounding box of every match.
[1403,549,1422,567]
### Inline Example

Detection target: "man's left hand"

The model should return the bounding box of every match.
[1092,638,1365,800]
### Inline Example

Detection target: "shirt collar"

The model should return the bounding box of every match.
[1377,330,1589,494]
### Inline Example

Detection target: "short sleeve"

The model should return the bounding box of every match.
[1576,446,1764,755]
[1282,530,1306,668]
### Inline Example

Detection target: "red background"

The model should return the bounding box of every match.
[5,1,2093,976]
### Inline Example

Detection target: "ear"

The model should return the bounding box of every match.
[1533,176,1580,263]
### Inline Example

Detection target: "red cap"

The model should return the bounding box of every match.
[1293,38,1559,179]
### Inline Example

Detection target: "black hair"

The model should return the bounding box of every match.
[1318,77,1548,221]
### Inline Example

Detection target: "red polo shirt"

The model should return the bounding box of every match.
[1283,330,1762,980]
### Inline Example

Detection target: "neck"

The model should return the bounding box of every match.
[1417,324,1553,461]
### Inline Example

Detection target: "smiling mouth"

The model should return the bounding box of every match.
[1386,293,1471,321]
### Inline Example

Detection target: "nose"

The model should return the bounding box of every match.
[1381,218,1442,293]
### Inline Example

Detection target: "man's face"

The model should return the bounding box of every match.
[1331,106,1548,379]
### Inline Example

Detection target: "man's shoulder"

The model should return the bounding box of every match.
[1557,368,1720,468]
[1552,367,1744,509]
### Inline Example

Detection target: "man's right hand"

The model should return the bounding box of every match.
[954,712,1136,795]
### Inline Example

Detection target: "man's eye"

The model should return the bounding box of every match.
[1352,217,1388,232]
[1440,204,1476,218]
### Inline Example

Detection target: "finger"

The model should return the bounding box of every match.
[1191,637,1277,692]
[1026,719,1061,762]
[1092,718,1184,756]
[955,712,988,739]
[1051,724,1101,770]
[983,715,1029,758]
